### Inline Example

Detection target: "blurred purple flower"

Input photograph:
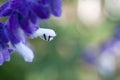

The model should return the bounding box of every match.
[0,0,62,65]
[82,25,120,76]
[82,49,97,65]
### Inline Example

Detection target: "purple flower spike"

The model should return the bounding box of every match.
[0,0,62,65]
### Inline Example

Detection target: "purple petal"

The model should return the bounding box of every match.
[0,22,9,43]
[10,0,29,17]
[7,13,21,44]
[2,49,10,61]
[18,14,39,36]
[0,53,4,66]
[50,0,62,17]
[41,0,50,5]
[30,3,50,19]
[9,12,19,30]
[0,40,9,49]
[29,10,38,24]
[8,48,14,54]
[0,1,12,17]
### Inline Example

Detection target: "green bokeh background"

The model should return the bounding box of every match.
[0,0,118,80]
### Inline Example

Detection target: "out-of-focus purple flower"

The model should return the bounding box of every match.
[100,24,120,55]
[83,25,120,77]
[112,24,120,40]
[83,43,116,76]
[97,50,116,77]
[97,26,120,76]
[0,0,62,65]
[82,44,99,65]
[82,49,97,65]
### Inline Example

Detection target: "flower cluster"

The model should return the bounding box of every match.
[0,0,62,65]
